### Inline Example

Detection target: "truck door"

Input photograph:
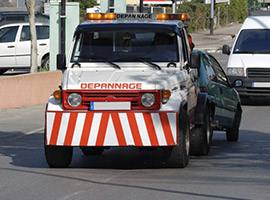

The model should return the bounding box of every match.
[0,25,18,68]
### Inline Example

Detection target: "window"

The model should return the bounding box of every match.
[37,26,49,39]
[233,29,270,54]
[202,55,216,81]
[209,55,228,85]
[20,25,49,41]
[71,28,179,63]
[0,26,18,43]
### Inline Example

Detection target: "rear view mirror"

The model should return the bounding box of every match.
[57,54,66,70]
[222,45,231,55]
[190,53,200,69]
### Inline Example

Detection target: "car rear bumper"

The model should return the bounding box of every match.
[228,75,270,97]
[45,110,178,147]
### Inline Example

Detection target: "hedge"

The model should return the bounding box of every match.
[177,0,248,32]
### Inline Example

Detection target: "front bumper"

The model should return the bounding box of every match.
[228,76,270,97]
[45,110,178,147]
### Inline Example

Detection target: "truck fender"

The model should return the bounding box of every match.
[194,92,214,125]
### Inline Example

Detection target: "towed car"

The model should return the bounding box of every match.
[190,50,242,155]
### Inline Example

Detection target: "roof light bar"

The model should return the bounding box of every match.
[156,13,190,21]
[86,13,117,20]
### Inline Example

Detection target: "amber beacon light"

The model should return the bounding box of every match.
[156,13,190,22]
[86,13,117,20]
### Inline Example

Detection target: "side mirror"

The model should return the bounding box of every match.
[190,53,200,69]
[222,45,231,55]
[57,54,66,70]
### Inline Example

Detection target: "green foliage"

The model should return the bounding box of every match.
[69,0,97,18]
[178,0,248,32]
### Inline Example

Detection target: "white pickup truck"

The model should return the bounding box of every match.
[0,22,49,74]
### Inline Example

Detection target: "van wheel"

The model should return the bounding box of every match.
[0,69,8,75]
[40,55,49,71]
[190,106,212,156]
[80,147,104,156]
[45,145,73,168]
[226,108,241,142]
[166,109,190,168]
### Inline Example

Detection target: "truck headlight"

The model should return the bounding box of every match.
[141,93,155,108]
[227,67,245,76]
[67,93,82,107]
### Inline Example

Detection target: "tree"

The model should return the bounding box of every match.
[25,0,38,73]
[70,0,97,18]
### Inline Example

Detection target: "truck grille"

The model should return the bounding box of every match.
[247,68,270,78]
[62,90,161,110]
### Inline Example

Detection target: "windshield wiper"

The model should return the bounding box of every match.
[113,57,161,70]
[90,57,121,70]
[74,56,121,69]
[138,58,161,70]
[234,50,256,54]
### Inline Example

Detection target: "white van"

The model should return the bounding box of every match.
[223,16,270,101]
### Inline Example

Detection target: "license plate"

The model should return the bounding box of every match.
[252,82,270,88]
[89,102,131,111]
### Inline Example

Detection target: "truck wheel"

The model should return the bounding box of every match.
[226,108,241,142]
[0,69,8,75]
[166,109,190,168]
[80,147,104,156]
[190,107,212,156]
[40,56,49,71]
[45,145,73,168]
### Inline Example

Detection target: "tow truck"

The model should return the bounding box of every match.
[44,13,212,168]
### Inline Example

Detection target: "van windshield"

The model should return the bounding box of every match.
[233,29,270,54]
[71,29,179,63]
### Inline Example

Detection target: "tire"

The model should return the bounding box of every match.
[0,69,8,75]
[190,106,212,156]
[166,108,190,168]
[226,108,241,142]
[80,147,104,156]
[45,145,73,168]
[40,55,49,71]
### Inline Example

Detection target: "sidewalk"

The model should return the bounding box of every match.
[192,23,242,53]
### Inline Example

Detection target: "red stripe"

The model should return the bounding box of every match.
[159,113,175,145]
[49,112,63,145]
[80,112,94,146]
[143,113,159,146]
[96,112,110,146]
[127,113,143,146]
[111,113,127,146]
[64,113,78,146]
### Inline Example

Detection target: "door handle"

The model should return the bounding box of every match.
[39,43,47,46]
[7,45,15,48]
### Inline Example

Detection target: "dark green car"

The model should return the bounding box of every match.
[190,50,242,154]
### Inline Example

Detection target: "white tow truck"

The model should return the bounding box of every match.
[45,13,212,168]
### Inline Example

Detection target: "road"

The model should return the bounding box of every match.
[0,54,270,200]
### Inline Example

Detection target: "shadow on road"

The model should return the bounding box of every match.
[0,130,269,200]
[0,129,269,170]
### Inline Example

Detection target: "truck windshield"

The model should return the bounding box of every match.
[233,29,270,54]
[71,29,179,63]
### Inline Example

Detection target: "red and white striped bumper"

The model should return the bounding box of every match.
[45,111,178,147]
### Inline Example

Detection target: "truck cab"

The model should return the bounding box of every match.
[45,13,209,168]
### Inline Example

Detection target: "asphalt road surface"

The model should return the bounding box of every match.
[0,54,269,200]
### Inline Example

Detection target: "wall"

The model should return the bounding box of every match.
[0,72,62,109]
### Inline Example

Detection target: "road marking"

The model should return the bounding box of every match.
[26,127,44,135]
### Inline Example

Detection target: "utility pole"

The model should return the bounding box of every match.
[139,0,144,12]
[60,0,66,56]
[210,0,214,35]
